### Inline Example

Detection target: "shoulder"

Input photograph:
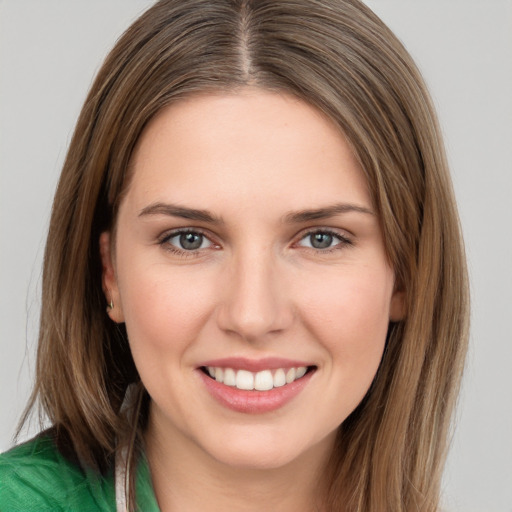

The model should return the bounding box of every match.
[0,432,115,511]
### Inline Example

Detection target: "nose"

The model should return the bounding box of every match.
[216,246,294,342]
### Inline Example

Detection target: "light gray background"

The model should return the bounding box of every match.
[1,1,511,511]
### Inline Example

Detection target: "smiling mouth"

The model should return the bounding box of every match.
[200,365,316,391]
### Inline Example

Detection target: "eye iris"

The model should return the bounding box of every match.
[180,232,202,250]
[311,232,333,249]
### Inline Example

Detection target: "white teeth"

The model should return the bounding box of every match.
[285,367,296,384]
[295,366,307,379]
[273,368,286,387]
[205,365,310,391]
[223,368,236,387]
[254,370,273,391]
[236,370,254,390]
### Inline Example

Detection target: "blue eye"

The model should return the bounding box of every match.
[298,231,350,250]
[164,231,213,251]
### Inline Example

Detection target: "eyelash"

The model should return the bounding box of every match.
[158,228,216,258]
[157,228,353,258]
[296,229,353,254]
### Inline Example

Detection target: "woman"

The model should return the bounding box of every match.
[0,0,469,511]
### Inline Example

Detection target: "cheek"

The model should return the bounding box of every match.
[298,263,393,373]
[116,258,217,364]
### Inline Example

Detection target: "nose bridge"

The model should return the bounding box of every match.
[217,242,291,340]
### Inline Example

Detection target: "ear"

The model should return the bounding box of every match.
[389,289,406,322]
[99,231,125,323]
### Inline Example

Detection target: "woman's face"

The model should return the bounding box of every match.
[102,89,403,470]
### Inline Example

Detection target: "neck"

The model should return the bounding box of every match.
[144,407,332,512]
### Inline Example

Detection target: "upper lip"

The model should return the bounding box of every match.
[199,357,314,372]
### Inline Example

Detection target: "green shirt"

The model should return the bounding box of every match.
[0,433,160,511]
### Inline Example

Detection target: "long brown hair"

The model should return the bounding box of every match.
[21,1,469,510]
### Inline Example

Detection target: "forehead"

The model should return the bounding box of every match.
[124,89,371,217]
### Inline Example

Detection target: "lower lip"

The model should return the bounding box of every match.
[197,369,314,414]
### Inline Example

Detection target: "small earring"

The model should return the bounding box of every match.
[107,299,114,311]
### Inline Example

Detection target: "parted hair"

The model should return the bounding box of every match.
[21,1,469,510]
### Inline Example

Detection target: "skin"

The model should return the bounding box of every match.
[101,89,404,511]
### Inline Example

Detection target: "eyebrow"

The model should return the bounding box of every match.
[138,201,374,224]
[138,202,223,224]
[283,203,374,223]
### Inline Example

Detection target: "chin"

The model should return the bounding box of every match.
[216,448,294,471]
[201,426,334,472]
